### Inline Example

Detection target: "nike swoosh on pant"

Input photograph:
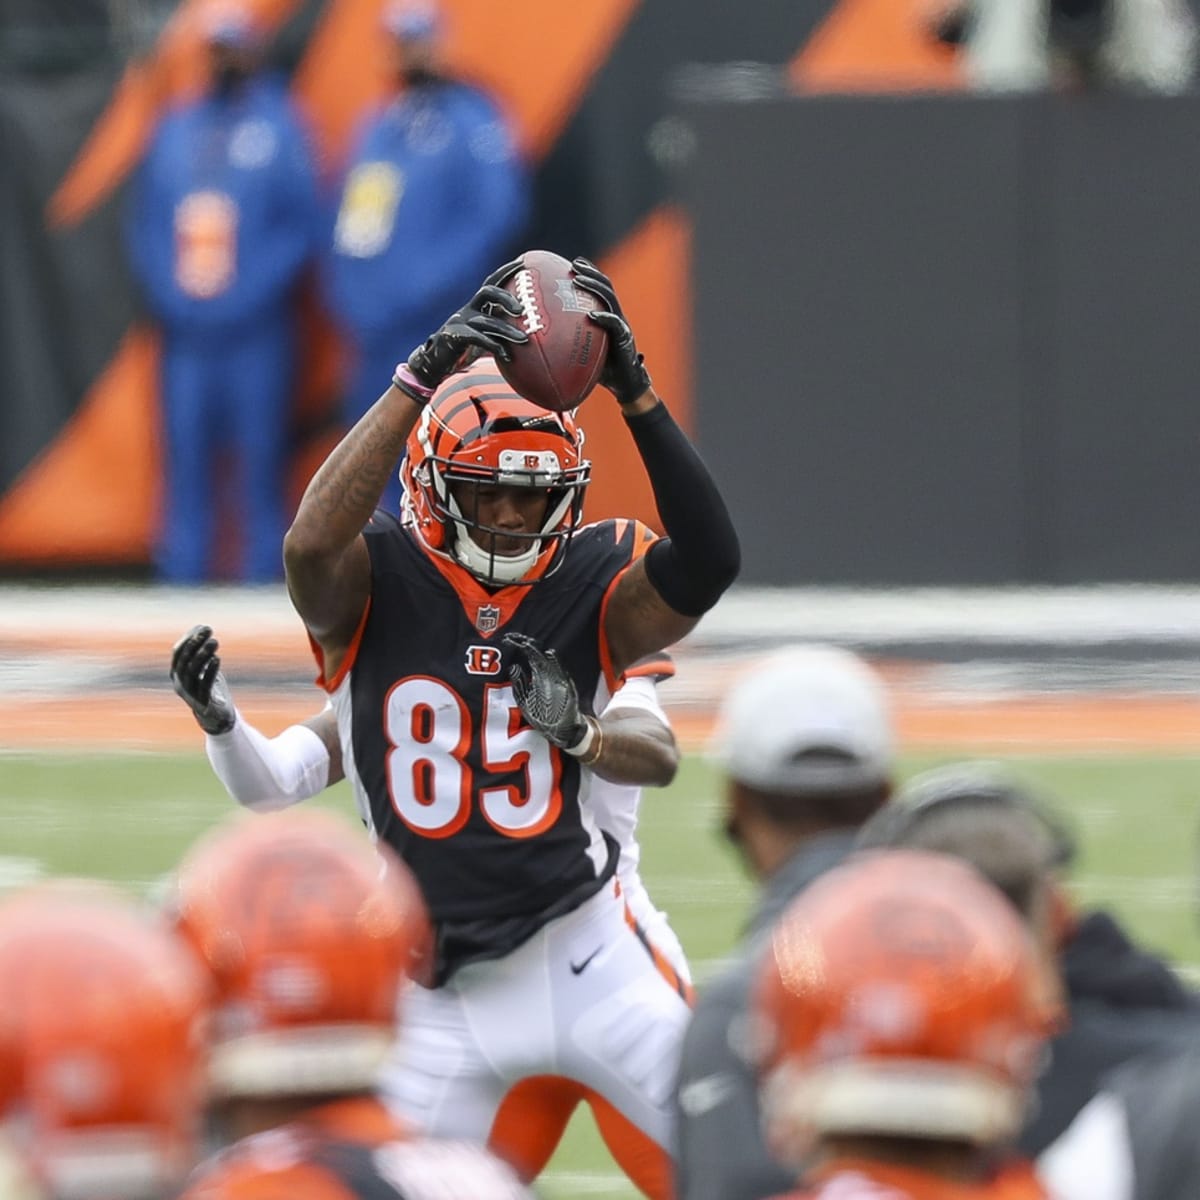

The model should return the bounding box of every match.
[570,947,602,975]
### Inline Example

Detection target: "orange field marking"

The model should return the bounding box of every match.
[6,693,1200,754]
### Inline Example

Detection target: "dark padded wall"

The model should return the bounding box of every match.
[685,93,1200,585]
[686,97,1029,584]
[0,64,131,495]
[1042,96,1200,582]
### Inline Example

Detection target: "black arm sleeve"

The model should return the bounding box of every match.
[624,401,740,616]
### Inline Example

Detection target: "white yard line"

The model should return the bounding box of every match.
[8,583,1200,643]
[540,1170,629,1195]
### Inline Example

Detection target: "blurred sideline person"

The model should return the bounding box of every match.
[0,881,210,1200]
[673,645,895,1200]
[928,0,1196,92]
[1039,1041,1200,1200]
[126,3,320,582]
[325,0,528,512]
[856,764,1200,1157]
[169,621,692,1190]
[170,807,533,1200]
[280,248,738,1200]
[1039,814,1200,1200]
[752,850,1061,1200]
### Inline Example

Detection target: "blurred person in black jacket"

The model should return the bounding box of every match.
[1039,814,1200,1200]
[857,763,1200,1158]
[929,0,1195,92]
[672,645,896,1200]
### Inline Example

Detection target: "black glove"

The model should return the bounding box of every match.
[402,261,529,396]
[571,257,653,406]
[170,624,235,735]
[503,632,589,751]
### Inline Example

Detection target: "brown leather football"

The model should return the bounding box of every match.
[497,249,609,412]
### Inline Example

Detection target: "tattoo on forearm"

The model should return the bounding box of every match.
[301,398,414,533]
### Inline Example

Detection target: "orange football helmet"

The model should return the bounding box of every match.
[0,881,209,1200]
[752,849,1060,1163]
[169,809,430,1101]
[400,356,590,586]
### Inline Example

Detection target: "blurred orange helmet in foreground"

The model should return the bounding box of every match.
[753,849,1060,1163]
[170,809,430,1102]
[0,881,209,1200]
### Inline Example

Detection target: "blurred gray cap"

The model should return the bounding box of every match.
[709,644,894,793]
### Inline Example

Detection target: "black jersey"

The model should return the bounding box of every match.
[322,512,658,980]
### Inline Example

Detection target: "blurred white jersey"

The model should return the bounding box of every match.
[590,675,691,984]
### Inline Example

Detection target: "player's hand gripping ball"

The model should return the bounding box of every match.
[495,249,610,413]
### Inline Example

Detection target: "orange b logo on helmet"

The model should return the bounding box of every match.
[465,646,502,676]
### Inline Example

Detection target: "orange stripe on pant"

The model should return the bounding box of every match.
[623,897,695,1007]
[486,890,693,1200]
[488,1076,674,1200]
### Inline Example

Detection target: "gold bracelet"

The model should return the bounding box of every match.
[579,718,604,767]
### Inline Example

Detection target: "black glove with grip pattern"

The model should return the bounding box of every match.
[402,261,529,398]
[170,624,235,735]
[570,257,653,406]
[502,632,591,752]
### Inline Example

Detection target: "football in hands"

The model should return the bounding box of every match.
[496,250,609,413]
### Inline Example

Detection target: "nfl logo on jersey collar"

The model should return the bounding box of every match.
[475,604,500,634]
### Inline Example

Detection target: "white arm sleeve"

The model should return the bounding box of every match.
[205,710,331,813]
[601,675,669,724]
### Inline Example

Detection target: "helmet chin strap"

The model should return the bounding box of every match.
[446,486,575,586]
[452,523,540,585]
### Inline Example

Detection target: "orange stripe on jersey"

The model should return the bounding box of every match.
[181,1100,407,1200]
[180,1156,359,1200]
[597,520,661,693]
[802,1158,1049,1200]
[310,598,372,693]
[425,544,544,634]
[304,1096,411,1145]
[622,651,675,683]
[623,903,694,1006]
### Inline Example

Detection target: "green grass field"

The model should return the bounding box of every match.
[4,748,1200,1197]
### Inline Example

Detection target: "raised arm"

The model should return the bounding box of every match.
[570,260,741,675]
[282,266,527,669]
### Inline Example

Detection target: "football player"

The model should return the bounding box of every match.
[170,622,689,983]
[169,807,533,1200]
[278,257,739,1193]
[0,881,210,1200]
[170,621,690,1192]
[752,849,1062,1200]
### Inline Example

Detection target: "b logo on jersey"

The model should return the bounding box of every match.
[475,604,500,633]
[465,646,502,676]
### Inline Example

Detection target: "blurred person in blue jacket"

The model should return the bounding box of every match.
[126,4,320,583]
[325,1,528,512]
